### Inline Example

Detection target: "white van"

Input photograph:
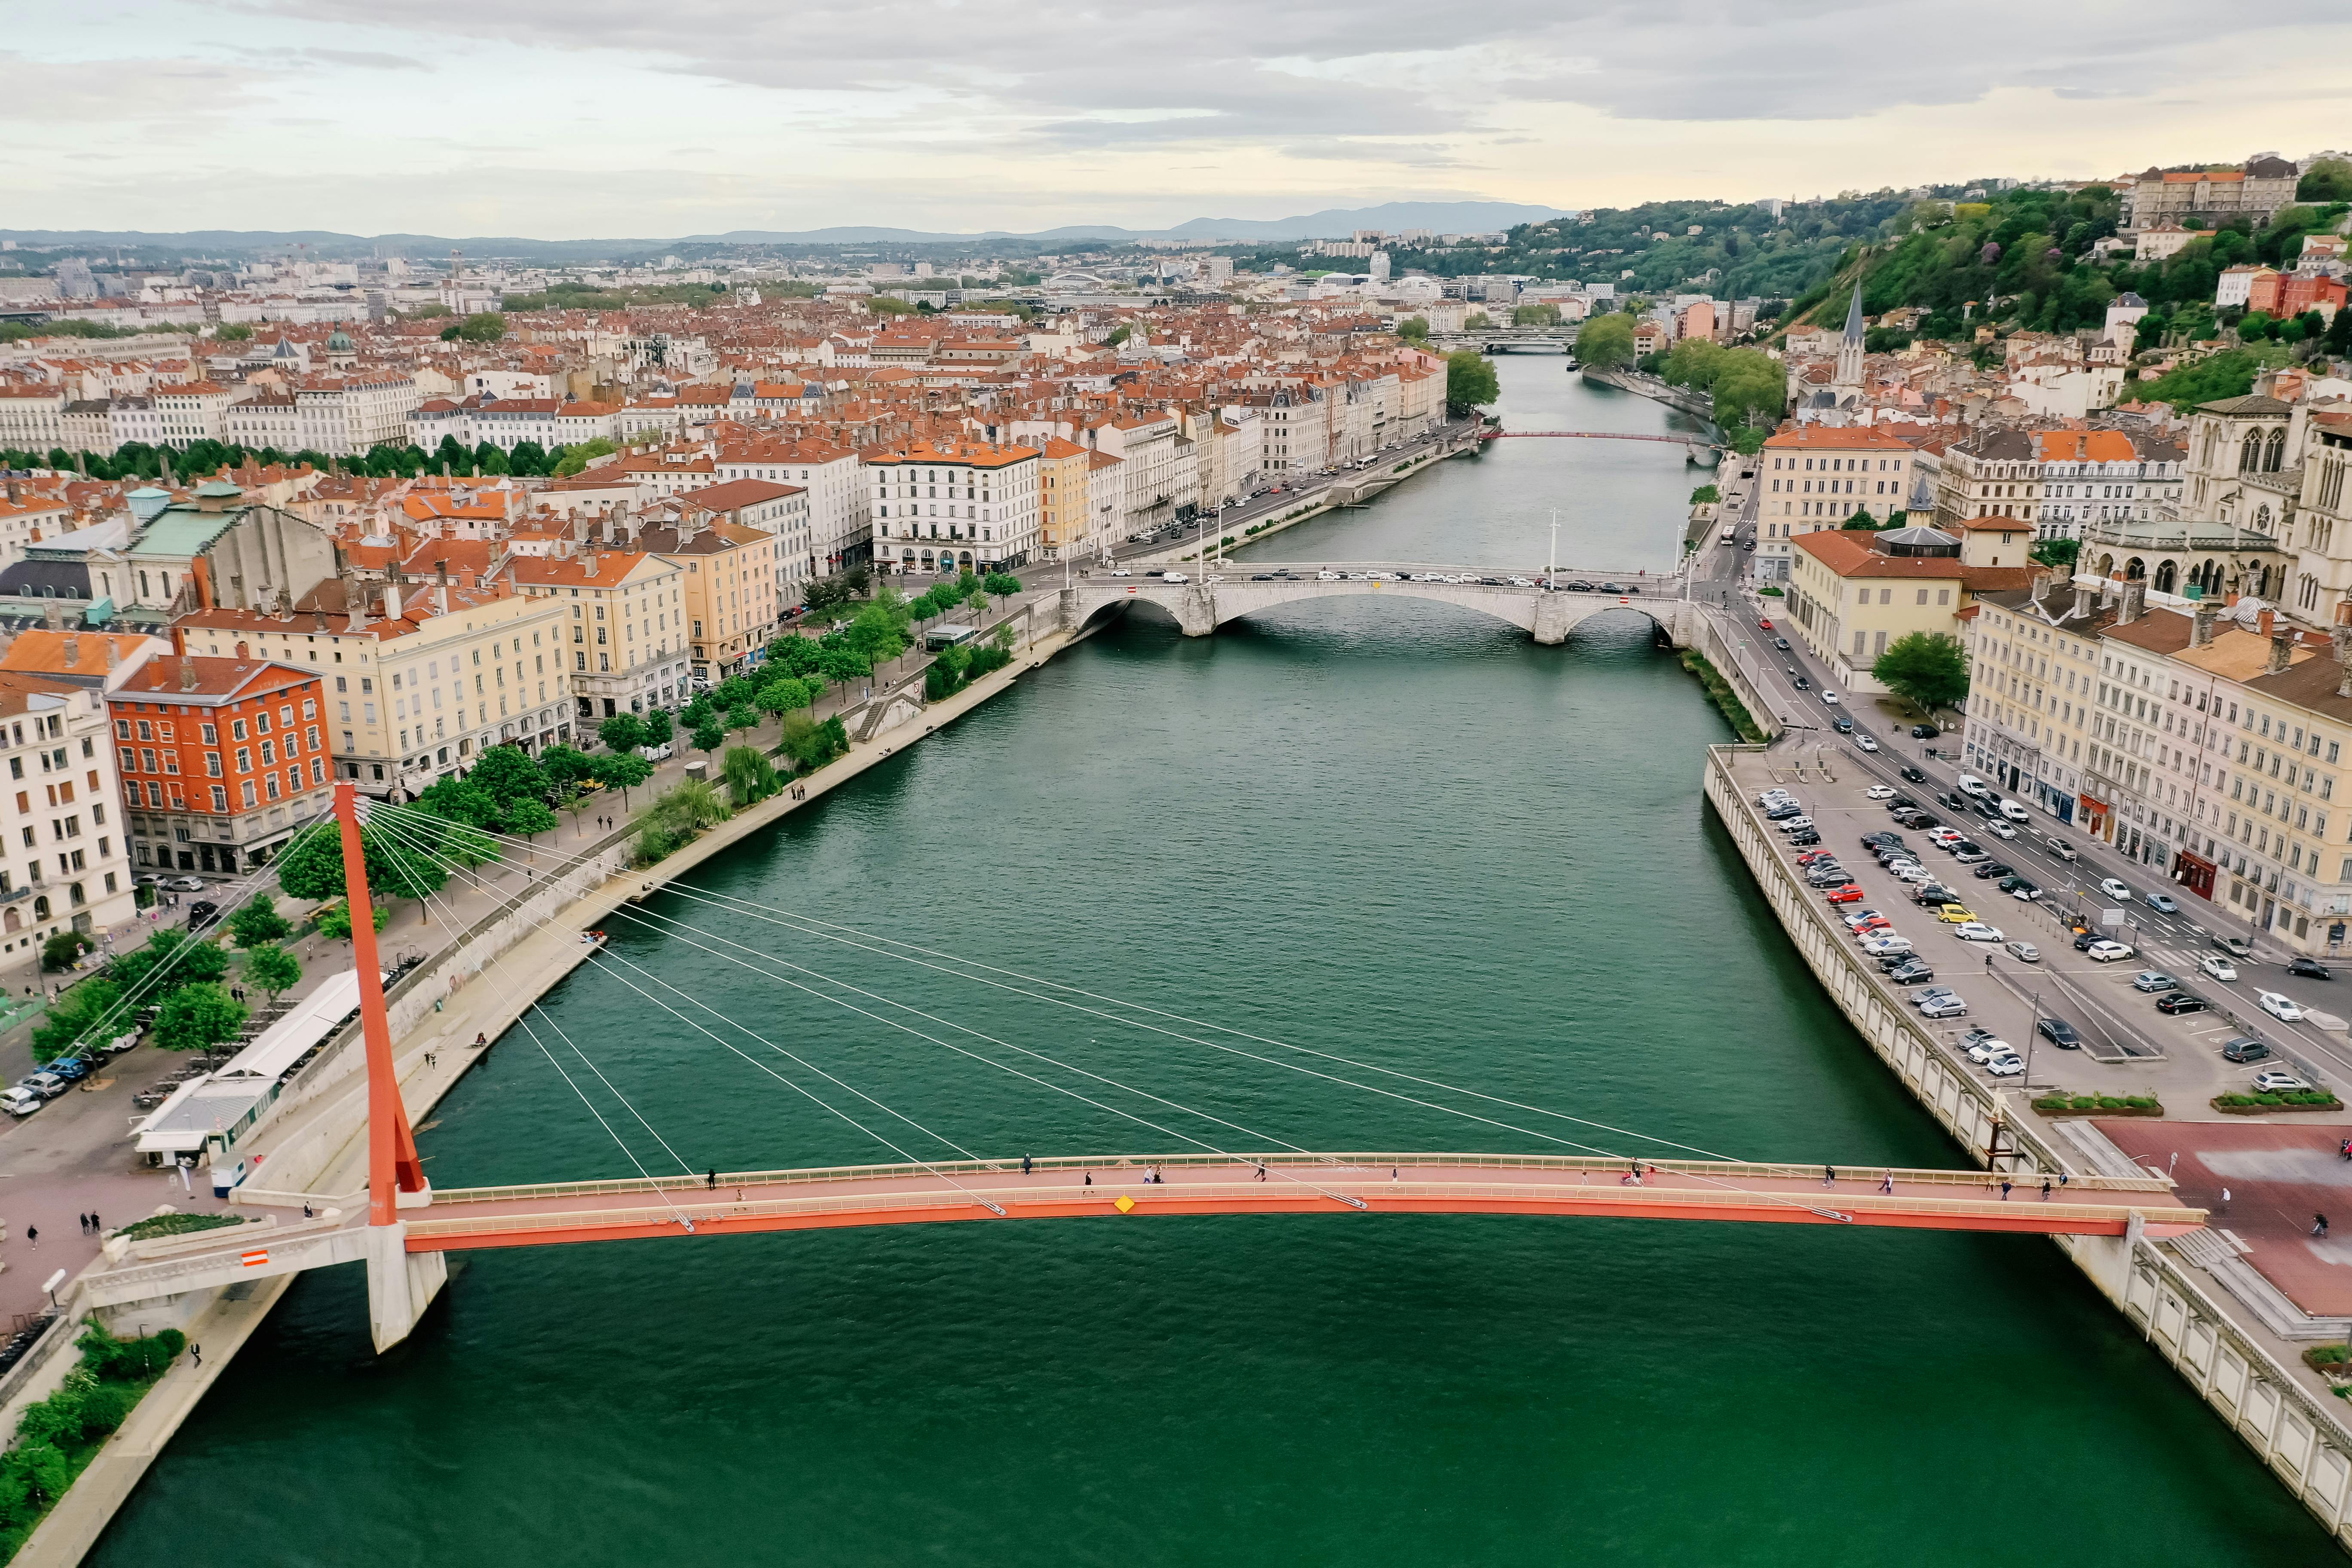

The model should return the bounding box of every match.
[1998,799,2031,821]
[1161,571,1189,584]
[1957,774,1990,798]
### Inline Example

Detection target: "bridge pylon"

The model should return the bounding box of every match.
[335,782,446,1351]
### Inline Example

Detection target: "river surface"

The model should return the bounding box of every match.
[94,362,2340,1565]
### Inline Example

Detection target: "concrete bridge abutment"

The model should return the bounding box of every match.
[365,1223,447,1353]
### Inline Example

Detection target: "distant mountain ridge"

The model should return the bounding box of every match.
[0,201,1563,258]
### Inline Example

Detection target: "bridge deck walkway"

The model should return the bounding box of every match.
[394,1152,2202,1251]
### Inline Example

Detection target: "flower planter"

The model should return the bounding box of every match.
[2032,1099,2164,1118]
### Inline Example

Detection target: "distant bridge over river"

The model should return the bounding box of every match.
[1061,564,1698,643]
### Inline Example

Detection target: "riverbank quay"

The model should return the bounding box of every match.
[0,602,1083,1564]
[1582,365,1717,424]
[1707,739,2352,1549]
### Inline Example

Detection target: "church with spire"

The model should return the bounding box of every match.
[1834,288,1866,388]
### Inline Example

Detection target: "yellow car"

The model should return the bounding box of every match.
[1938,904,1977,924]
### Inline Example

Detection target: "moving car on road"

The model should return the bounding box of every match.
[2003,940,2040,963]
[2098,878,2134,903]
[2046,839,2079,863]
[1856,734,1880,752]
[2146,894,2180,914]
[2258,991,2305,1022]
[2291,956,2334,980]
[2199,955,2239,982]
[2213,934,2254,958]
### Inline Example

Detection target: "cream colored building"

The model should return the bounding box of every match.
[181,572,572,797]
[506,549,691,722]
[1755,424,1918,583]
[0,672,138,979]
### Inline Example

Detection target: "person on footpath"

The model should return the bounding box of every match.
[2318,1213,2332,1238]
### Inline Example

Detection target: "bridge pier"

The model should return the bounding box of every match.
[1531,594,1573,645]
[1174,585,1218,637]
[365,1223,447,1353]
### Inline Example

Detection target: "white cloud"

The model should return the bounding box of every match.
[0,1,2345,234]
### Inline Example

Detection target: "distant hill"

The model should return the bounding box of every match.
[0,202,1563,259]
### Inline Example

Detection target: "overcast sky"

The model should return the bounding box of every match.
[11,1,2349,237]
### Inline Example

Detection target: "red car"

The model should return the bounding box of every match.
[1849,914,1894,934]
[1796,851,1837,865]
[1825,884,1866,904]
[1759,617,1774,631]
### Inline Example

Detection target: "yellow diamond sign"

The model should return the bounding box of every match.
[1115,1194,1135,1213]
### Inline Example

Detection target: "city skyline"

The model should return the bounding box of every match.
[11,1,2349,237]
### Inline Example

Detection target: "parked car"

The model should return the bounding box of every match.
[1951,845,1991,866]
[1998,876,2041,900]
[2146,893,2179,914]
[2073,931,2101,952]
[15,1072,66,1100]
[1952,922,2004,943]
[1842,909,1888,928]
[1911,724,1940,738]
[1787,832,1822,847]
[1983,1052,2026,1077]
[1886,960,1936,984]
[1914,884,1963,906]
[1765,804,1804,821]
[1965,1035,2015,1064]
[2003,940,2040,963]
[2257,991,2305,1022]
[2291,956,2335,980]
[2156,992,2211,1015]
[1919,995,1969,1019]
[2252,1069,2313,1093]
[2086,940,2135,962]
[1936,903,1977,924]
[1825,885,1866,905]
[1970,861,2015,880]
[2037,1017,2083,1049]
[2131,971,2178,993]
[2221,1037,2272,1063]
[0,1087,37,1118]
[163,876,205,893]
[41,1056,90,1082]
[1865,785,1895,801]
[2199,955,2239,983]
[1862,937,1914,958]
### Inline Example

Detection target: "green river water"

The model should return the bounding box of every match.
[92,361,2342,1565]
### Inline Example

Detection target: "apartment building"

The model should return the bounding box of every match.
[105,650,328,878]
[293,372,420,456]
[1754,425,1918,583]
[2122,156,2299,232]
[713,437,866,576]
[639,518,783,680]
[1033,437,1093,559]
[668,478,813,594]
[1935,426,2184,540]
[0,672,137,977]
[867,438,1042,573]
[178,570,572,797]
[153,380,234,447]
[0,386,67,453]
[1957,579,2114,826]
[506,549,691,721]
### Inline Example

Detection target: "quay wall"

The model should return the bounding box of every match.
[1704,741,2352,1553]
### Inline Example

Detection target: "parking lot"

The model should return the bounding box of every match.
[1731,745,2352,1121]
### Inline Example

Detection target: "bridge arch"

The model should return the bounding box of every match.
[1063,576,1685,647]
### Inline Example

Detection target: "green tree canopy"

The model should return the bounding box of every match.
[276,820,452,906]
[1444,351,1500,415]
[227,894,294,949]
[2298,159,2352,203]
[721,744,782,807]
[32,978,121,1062]
[1575,312,1637,371]
[1512,303,1561,327]
[598,713,646,754]
[1871,631,1971,713]
[153,982,247,1053]
[1396,315,1429,341]
[596,749,654,807]
[241,943,301,1003]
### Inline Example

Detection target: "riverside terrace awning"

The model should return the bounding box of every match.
[132,969,376,1161]
[212,968,375,1083]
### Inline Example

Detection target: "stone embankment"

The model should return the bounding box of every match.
[1706,741,2352,1551]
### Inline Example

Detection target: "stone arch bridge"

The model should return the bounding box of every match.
[1060,564,1700,646]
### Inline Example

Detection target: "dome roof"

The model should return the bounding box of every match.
[326,328,354,351]
[1879,524,1961,557]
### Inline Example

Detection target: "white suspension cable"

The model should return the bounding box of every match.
[355,805,703,1216]
[367,802,1741,1162]
[364,809,1010,1213]
[370,805,1371,1210]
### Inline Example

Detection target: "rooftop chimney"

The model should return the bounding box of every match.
[2071,580,2093,619]
[2269,624,2296,675]
[102,639,116,671]
[2259,607,2276,639]
[61,635,78,668]
[179,660,197,693]
[383,581,404,621]
[2190,600,2219,648]
[169,626,186,658]
[2117,579,2146,625]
